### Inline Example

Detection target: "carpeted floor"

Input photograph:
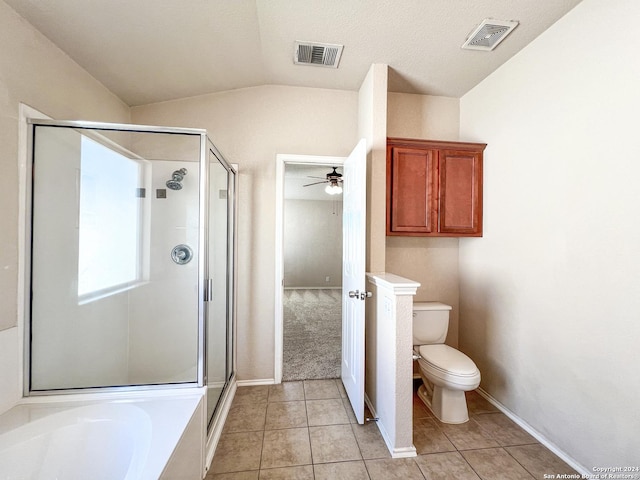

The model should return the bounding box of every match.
[282,288,342,381]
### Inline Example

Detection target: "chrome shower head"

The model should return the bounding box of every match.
[166,168,187,190]
[166,180,182,190]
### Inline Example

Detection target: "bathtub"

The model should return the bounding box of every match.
[0,391,204,480]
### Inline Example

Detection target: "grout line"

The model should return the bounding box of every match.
[457,449,487,480]
[502,446,538,480]
[475,388,589,476]
[219,384,571,479]
[253,389,269,473]
[416,456,428,480]
[304,393,315,467]
[362,458,373,480]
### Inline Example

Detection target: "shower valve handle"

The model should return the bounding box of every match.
[171,244,193,265]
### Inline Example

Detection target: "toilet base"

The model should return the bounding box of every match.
[417,383,470,424]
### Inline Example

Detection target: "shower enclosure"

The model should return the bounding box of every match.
[24,120,236,431]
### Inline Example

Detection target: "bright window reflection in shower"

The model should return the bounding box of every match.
[77,135,144,302]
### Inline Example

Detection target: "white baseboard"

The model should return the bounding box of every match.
[236,378,276,386]
[364,393,417,459]
[364,392,375,418]
[391,446,418,458]
[476,388,589,476]
[284,287,342,291]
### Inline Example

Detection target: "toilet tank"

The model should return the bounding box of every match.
[412,302,452,345]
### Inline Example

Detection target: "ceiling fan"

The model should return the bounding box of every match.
[303,167,343,195]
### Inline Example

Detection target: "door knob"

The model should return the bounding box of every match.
[348,290,372,300]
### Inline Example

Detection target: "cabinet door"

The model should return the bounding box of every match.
[438,149,482,235]
[388,147,435,233]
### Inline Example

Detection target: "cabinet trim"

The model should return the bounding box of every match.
[387,137,487,152]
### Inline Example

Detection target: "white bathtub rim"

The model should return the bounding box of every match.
[19,384,205,406]
[0,403,152,480]
[0,389,205,480]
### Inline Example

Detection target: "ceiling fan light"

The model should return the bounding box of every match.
[325,183,342,195]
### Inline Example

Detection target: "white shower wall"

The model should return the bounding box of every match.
[127,160,200,385]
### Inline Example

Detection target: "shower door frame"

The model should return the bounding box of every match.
[23,119,235,397]
[204,139,238,430]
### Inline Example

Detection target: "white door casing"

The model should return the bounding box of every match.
[341,138,367,424]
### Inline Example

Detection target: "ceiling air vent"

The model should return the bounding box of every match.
[462,19,519,51]
[294,41,344,68]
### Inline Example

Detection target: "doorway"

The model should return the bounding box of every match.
[275,154,345,383]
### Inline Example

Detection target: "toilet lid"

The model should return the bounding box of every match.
[418,344,478,376]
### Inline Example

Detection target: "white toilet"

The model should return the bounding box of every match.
[413,302,481,424]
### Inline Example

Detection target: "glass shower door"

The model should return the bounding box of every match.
[206,145,234,427]
[28,123,202,392]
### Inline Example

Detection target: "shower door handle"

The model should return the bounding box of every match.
[204,278,213,302]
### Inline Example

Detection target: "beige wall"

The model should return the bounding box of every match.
[0,0,129,412]
[387,93,459,141]
[284,199,343,289]
[0,1,130,331]
[132,85,359,381]
[359,64,388,274]
[385,93,461,346]
[459,0,640,469]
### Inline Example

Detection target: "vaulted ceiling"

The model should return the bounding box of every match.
[5,0,582,106]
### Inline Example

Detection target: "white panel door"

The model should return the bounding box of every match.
[341,138,367,424]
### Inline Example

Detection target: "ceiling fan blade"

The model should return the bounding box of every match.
[306,176,326,180]
[302,181,327,187]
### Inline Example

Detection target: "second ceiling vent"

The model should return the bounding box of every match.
[294,41,344,68]
[462,19,519,51]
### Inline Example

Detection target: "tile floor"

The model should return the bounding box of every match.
[207,379,578,480]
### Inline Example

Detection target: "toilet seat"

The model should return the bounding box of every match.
[417,344,481,390]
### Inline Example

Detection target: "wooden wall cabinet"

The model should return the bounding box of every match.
[386,138,486,237]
